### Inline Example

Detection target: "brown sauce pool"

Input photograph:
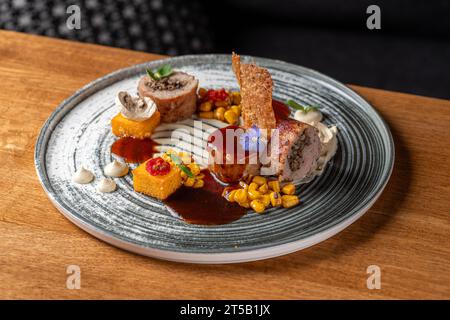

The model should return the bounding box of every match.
[164,170,246,225]
[111,137,159,163]
[272,100,290,122]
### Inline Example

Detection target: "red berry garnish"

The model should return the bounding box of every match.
[205,88,228,102]
[146,157,171,176]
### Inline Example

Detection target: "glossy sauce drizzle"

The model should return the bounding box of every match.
[111,137,159,163]
[272,100,291,122]
[164,170,246,225]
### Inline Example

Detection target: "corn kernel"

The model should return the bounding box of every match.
[161,153,171,162]
[224,110,238,125]
[268,180,280,192]
[238,201,250,208]
[188,163,201,176]
[252,176,267,186]
[198,87,207,98]
[197,173,205,179]
[281,183,296,195]
[165,153,173,160]
[248,189,261,201]
[199,101,213,112]
[180,170,187,178]
[193,179,204,188]
[282,195,300,208]
[181,155,192,164]
[239,181,249,190]
[227,189,237,202]
[258,183,269,194]
[270,191,282,207]
[215,100,229,108]
[244,175,254,184]
[261,194,271,207]
[231,91,241,105]
[221,188,228,197]
[222,188,235,200]
[230,105,241,116]
[250,200,266,213]
[164,150,176,159]
[234,189,248,203]
[199,111,214,119]
[214,107,226,121]
[248,182,259,192]
[184,177,195,187]
[226,93,232,104]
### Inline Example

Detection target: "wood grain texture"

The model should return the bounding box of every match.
[0,30,449,299]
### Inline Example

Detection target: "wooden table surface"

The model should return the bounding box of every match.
[0,30,449,300]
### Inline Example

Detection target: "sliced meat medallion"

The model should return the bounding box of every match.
[138,71,198,123]
[268,119,321,181]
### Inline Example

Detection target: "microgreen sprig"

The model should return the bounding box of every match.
[146,64,173,81]
[286,99,318,113]
[168,153,194,178]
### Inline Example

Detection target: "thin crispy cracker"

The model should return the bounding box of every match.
[232,52,241,86]
[232,53,276,131]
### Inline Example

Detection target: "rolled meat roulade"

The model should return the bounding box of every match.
[138,71,198,123]
[267,119,321,181]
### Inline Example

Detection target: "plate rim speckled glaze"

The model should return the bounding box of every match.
[35,54,395,264]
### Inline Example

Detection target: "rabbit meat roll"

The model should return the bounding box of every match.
[269,119,321,181]
[138,71,198,123]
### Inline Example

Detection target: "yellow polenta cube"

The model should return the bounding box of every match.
[111,111,160,139]
[132,159,182,200]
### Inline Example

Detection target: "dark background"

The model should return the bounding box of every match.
[1,0,449,99]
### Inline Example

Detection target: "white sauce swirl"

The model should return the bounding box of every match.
[72,166,94,184]
[104,160,129,177]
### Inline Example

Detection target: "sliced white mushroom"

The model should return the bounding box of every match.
[115,91,157,121]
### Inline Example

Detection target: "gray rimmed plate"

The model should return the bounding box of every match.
[35,55,394,264]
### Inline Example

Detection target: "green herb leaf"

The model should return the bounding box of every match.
[286,99,318,113]
[146,68,159,81]
[158,64,173,77]
[168,153,194,178]
[303,105,318,113]
[178,164,195,178]
[286,99,303,110]
[146,64,173,81]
